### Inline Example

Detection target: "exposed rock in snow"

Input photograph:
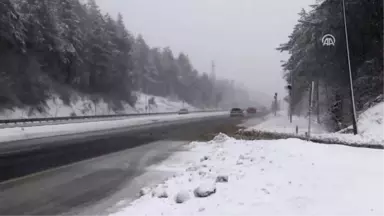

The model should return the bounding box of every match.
[216,175,229,183]
[194,181,217,198]
[200,155,210,162]
[139,187,151,197]
[175,190,190,203]
[198,170,207,177]
[186,166,199,172]
[152,187,168,198]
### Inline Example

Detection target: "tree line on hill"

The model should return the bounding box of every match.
[0,0,245,113]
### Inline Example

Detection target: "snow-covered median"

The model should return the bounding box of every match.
[110,134,384,215]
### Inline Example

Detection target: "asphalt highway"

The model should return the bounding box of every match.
[0,114,263,215]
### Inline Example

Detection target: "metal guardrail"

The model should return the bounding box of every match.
[0,110,222,124]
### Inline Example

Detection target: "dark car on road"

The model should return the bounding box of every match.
[246,107,257,114]
[230,108,244,117]
[178,108,189,115]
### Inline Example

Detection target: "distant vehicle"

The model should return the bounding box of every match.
[246,107,257,114]
[178,108,189,115]
[230,108,244,117]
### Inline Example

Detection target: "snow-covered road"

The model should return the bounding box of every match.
[110,134,384,215]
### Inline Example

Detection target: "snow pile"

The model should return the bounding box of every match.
[175,190,191,204]
[355,102,384,141]
[249,110,326,135]
[110,135,384,216]
[193,181,216,198]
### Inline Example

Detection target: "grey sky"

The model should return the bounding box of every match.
[96,0,313,102]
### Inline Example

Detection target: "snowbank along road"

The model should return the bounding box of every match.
[112,134,383,216]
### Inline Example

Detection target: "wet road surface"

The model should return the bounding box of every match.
[0,115,262,215]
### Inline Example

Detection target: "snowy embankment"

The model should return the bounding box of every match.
[0,92,197,119]
[134,92,198,113]
[110,134,384,215]
[247,102,384,146]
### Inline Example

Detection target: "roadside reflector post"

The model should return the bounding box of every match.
[307,81,314,140]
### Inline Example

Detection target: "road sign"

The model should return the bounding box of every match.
[321,34,336,46]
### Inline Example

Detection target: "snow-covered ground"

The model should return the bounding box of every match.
[248,102,384,145]
[249,110,327,135]
[109,134,384,216]
[0,92,196,119]
[0,112,227,144]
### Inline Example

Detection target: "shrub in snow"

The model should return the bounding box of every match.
[186,166,199,172]
[175,190,190,203]
[261,188,270,194]
[139,187,151,197]
[198,207,205,212]
[198,170,207,176]
[194,181,216,198]
[216,175,229,183]
[200,155,210,162]
[152,187,168,198]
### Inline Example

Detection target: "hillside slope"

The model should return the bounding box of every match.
[0,93,196,119]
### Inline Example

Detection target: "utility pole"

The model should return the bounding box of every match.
[274,93,278,116]
[342,0,358,135]
[316,80,320,123]
[289,72,293,123]
[288,85,293,123]
[211,60,216,108]
[145,86,149,113]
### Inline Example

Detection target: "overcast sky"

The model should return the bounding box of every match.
[96,0,313,102]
